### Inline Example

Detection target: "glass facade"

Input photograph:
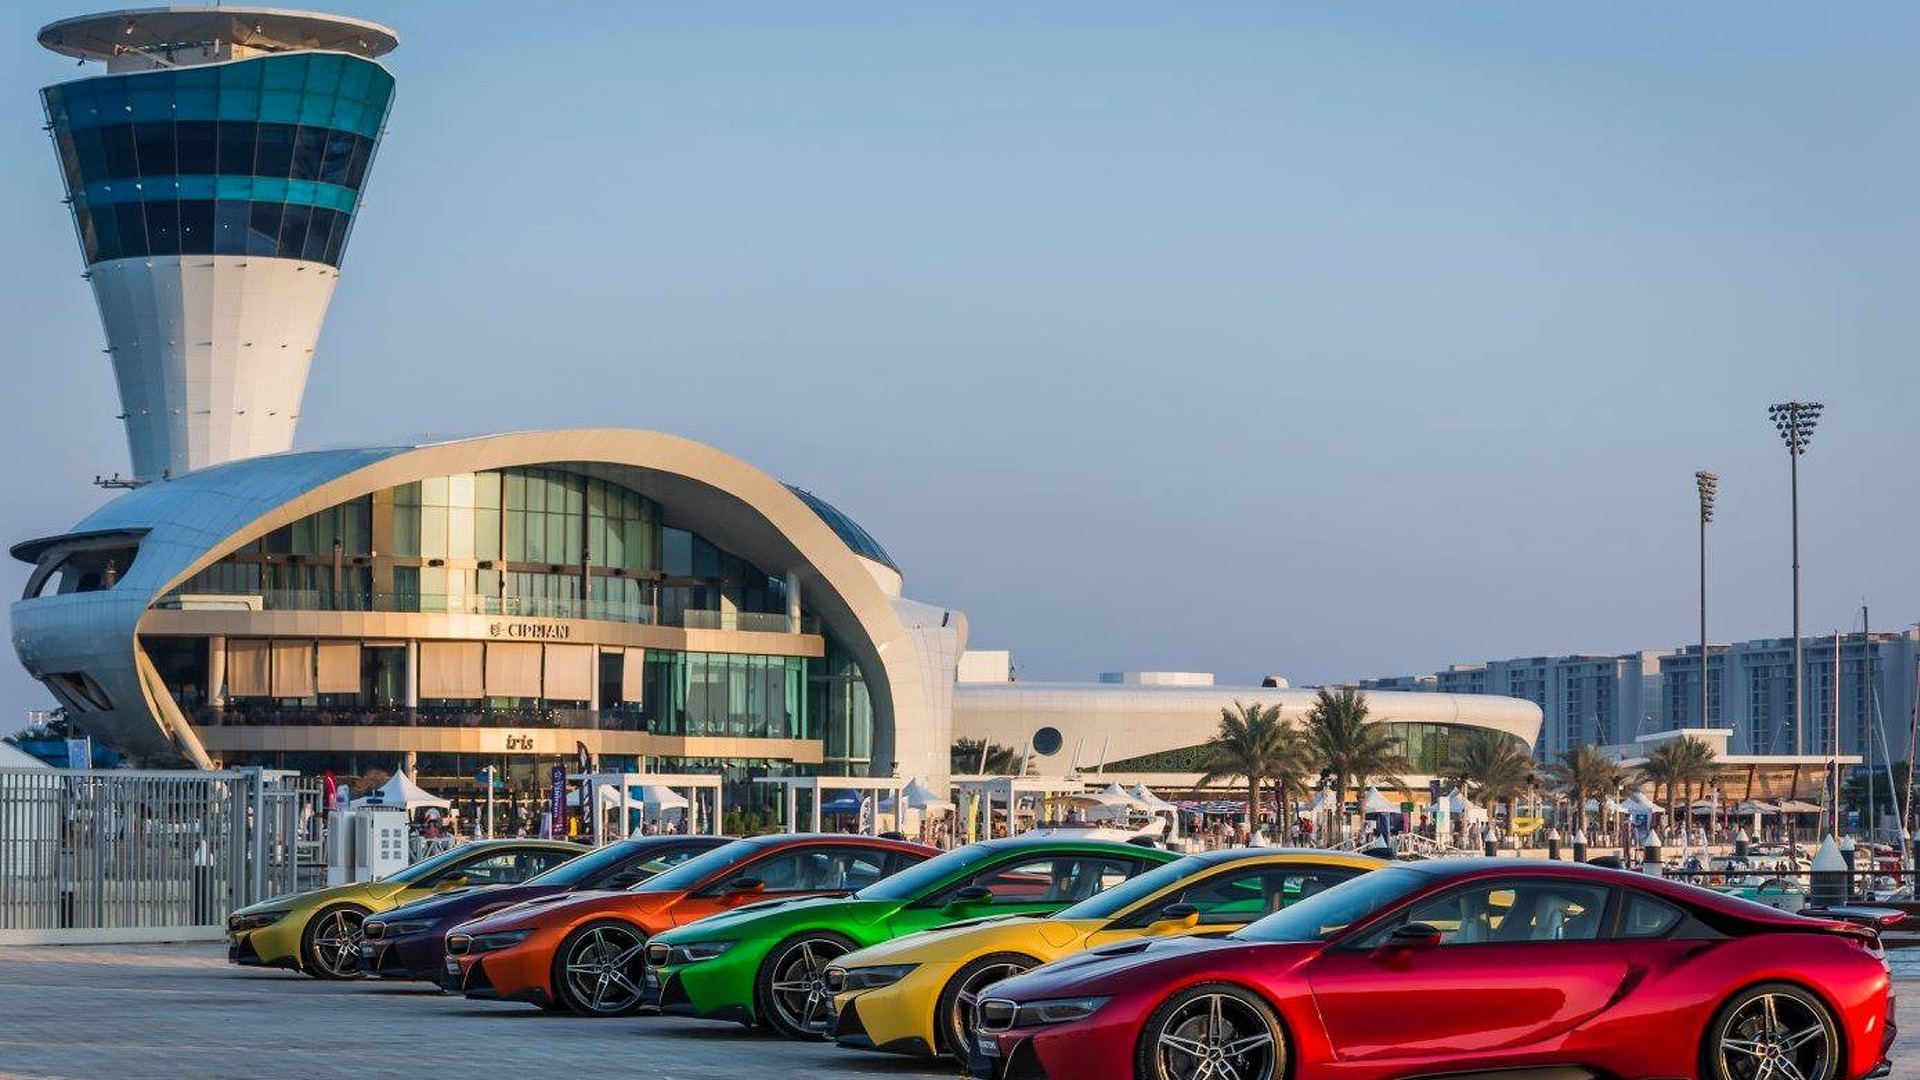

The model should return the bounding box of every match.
[42,52,394,266]
[155,463,879,768]
[168,467,792,628]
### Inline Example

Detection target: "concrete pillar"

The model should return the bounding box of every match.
[1546,829,1562,861]
[810,784,823,834]
[785,571,802,633]
[1734,829,1751,859]
[403,641,419,709]
[1482,836,1497,857]
[1642,830,1664,876]
[207,635,227,708]
[1839,835,1858,900]
[1571,831,1588,863]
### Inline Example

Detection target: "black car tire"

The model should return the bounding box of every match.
[935,951,1041,1057]
[1134,981,1287,1080]
[1703,981,1841,1080]
[299,904,369,980]
[755,930,857,1039]
[549,919,651,1017]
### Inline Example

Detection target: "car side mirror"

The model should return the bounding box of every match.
[1376,921,1442,956]
[944,884,995,913]
[1146,902,1201,934]
[721,876,764,901]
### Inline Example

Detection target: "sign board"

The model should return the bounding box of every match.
[548,765,567,839]
[65,737,91,770]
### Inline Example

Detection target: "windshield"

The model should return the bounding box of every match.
[854,844,1003,902]
[384,843,491,886]
[1055,855,1212,920]
[522,840,647,887]
[1231,867,1424,943]
[630,839,763,893]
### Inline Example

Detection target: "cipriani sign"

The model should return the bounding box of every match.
[488,620,573,641]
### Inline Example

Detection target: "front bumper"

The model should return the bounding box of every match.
[356,934,443,982]
[441,951,551,1007]
[651,960,756,1026]
[225,924,302,972]
[827,964,959,1058]
[833,993,934,1057]
[970,1013,1137,1080]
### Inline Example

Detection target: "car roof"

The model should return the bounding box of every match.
[732,833,935,851]
[1180,847,1387,868]
[1389,857,1849,932]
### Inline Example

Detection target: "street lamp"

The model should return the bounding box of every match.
[1695,470,1718,733]
[1769,401,1824,755]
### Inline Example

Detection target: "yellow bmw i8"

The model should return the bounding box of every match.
[823,847,1382,1058]
[226,839,584,978]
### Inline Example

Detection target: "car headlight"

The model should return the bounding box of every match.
[227,910,289,932]
[666,940,737,965]
[1011,996,1111,1027]
[645,942,671,968]
[832,964,918,992]
[468,930,534,953]
[379,919,435,937]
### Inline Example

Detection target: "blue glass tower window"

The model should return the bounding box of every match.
[42,51,394,267]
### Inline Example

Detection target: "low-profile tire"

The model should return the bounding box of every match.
[550,919,650,1017]
[299,904,369,980]
[755,931,857,1039]
[1703,981,1842,1080]
[936,952,1041,1057]
[1134,982,1287,1080]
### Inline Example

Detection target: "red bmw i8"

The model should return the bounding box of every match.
[969,859,1895,1080]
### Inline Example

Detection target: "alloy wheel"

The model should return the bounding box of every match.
[561,924,648,1015]
[948,957,1036,1054]
[1713,989,1837,1080]
[767,937,850,1034]
[309,908,365,978]
[1150,992,1280,1080]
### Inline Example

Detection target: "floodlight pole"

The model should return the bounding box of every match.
[1696,471,1717,733]
[1770,402,1823,756]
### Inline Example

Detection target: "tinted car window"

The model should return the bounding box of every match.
[1619,893,1685,939]
[1357,880,1610,946]
[1122,865,1365,928]
[940,856,1141,906]
[739,846,885,892]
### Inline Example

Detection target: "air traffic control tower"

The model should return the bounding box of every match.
[37,7,398,483]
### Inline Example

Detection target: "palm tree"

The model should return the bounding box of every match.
[951,738,1020,776]
[1546,745,1628,836]
[1444,730,1533,834]
[1196,701,1298,834]
[1305,688,1409,834]
[1638,736,1716,826]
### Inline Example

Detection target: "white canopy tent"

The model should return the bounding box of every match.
[351,770,450,811]
[576,772,724,840]
[1361,788,1401,815]
[1619,792,1665,817]
[1447,789,1489,823]
[1129,784,1179,812]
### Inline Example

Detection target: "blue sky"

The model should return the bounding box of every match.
[4,2,1919,724]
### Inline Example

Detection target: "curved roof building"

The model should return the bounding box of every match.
[10,431,966,787]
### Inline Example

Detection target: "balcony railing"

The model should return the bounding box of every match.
[190,704,812,741]
[159,588,815,634]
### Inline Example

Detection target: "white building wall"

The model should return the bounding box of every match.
[90,255,338,480]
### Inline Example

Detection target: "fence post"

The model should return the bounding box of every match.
[1546,828,1562,861]
[1642,830,1664,877]
[1571,831,1588,863]
[1838,835,1858,902]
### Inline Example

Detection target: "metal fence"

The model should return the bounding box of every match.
[0,767,324,945]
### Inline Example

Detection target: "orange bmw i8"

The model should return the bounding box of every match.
[442,832,935,1015]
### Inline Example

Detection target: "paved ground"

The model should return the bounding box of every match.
[0,943,1913,1079]
[0,943,956,1080]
